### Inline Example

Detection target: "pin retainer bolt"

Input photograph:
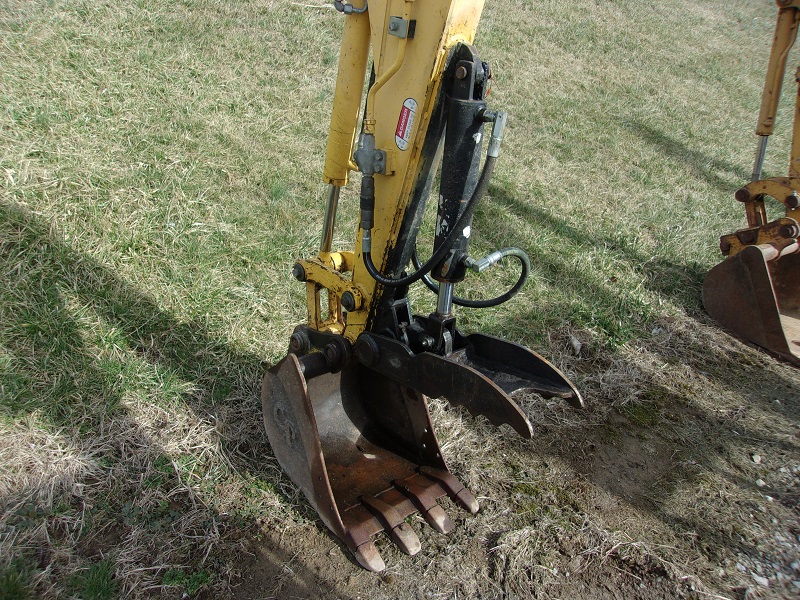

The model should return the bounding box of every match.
[341,291,357,312]
[292,263,306,281]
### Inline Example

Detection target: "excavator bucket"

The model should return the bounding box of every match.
[703,243,800,366]
[259,0,585,571]
[262,335,582,571]
[262,355,460,572]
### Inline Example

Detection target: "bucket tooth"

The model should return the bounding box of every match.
[419,466,479,514]
[393,476,455,534]
[353,541,385,573]
[359,495,422,555]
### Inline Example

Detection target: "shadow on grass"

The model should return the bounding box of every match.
[4,196,797,595]
[0,201,354,598]
[535,336,800,582]
[484,182,707,318]
[479,118,751,332]
[623,120,751,193]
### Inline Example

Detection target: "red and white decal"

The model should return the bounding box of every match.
[395,98,417,150]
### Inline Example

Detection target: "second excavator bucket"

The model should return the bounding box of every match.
[703,242,800,366]
[262,334,582,571]
[702,1,800,366]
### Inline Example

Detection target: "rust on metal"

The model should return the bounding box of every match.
[704,244,800,366]
[704,0,800,367]
[261,325,584,570]
[719,217,800,257]
[262,354,492,571]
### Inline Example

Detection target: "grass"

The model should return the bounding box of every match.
[1,0,799,598]
[68,558,119,600]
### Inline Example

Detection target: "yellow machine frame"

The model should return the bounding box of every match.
[297,0,485,340]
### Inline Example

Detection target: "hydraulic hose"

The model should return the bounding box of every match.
[362,155,497,287]
[412,246,530,308]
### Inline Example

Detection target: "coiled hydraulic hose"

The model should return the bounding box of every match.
[361,155,497,287]
[412,246,530,308]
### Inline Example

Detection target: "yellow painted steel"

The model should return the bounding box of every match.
[305,0,487,341]
[711,0,800,262]
[730,1,800,235]
[299,252,362,334]
[323,2,370,186]
[362,0,415,135]
[757,2,800,136]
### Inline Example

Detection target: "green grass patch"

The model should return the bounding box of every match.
[68,558,118,600]
[162,567,213,596]
[617,401,663,428]
[0,559,36,600]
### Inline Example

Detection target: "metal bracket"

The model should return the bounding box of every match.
[353,133,387,175]
[352,333,535,438]
[388,16,416,39]
[373,150,387,174]
[352,148,386,175]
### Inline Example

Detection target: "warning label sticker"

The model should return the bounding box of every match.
[395,98,417,150]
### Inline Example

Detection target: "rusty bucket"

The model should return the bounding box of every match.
[262,329,582,570]
[703,242,800,366]
[262,354,475,571]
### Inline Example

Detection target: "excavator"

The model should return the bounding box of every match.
[261,0,583,571]
[703,0,800,365]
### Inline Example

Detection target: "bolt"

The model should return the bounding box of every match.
[420,335,435,350]
[389,21,398,31]
[455,65,468,79]
[341,291,357,312]
[479,109,497,123]
[738,230,756,244]
[324,342,342,366]
[785,193,799,208]
[355,335,380,367]
[290,331,310,354]
[291,263,306,281]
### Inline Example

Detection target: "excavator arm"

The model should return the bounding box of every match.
[703,0,800,365]
[262,0,583,571]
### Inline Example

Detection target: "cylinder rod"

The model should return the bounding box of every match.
[436,282,455,317]
[752,135,769,182]
[320,184,341,253]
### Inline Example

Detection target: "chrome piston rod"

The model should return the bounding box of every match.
[320,184,341,253]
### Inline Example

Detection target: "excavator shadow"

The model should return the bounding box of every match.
[520,321,800,590]
[623,120,750,193]
[0,201,345,594]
